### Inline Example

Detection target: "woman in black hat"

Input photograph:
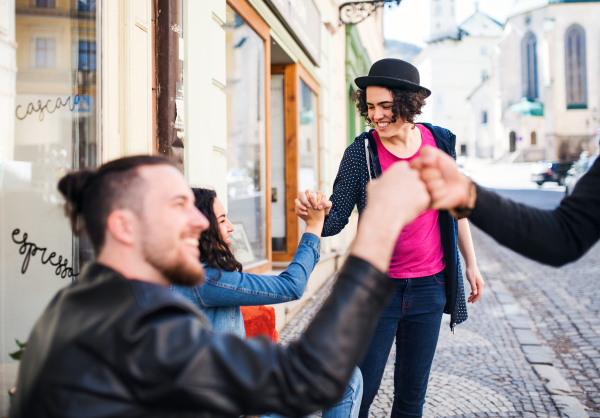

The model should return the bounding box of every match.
[296,58,485,418]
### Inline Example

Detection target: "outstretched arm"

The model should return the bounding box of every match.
[412,146,600,266]
[133,162,430,417]
[179,203,327,308]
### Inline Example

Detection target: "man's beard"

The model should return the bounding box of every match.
[161,260,205,287]
[141,234,204,287]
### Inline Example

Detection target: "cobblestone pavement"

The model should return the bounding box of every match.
[278,230,582,417]
[471,227,600,417]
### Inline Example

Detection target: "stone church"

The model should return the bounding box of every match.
[468,0,600,161]
[414,0,504,156]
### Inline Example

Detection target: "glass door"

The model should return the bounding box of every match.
[270,73,286,253]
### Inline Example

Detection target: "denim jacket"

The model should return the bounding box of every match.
[323,124,467,331]
[173,233,321,338]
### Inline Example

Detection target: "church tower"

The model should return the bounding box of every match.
[430,0,459,41]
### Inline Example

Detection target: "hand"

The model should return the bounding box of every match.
[410,146,472,210]
[295,190,332,216]
[465,264,484,303]
[351,162,431,273]
[298,205,325,238]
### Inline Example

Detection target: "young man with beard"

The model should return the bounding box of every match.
[9,155,430,418]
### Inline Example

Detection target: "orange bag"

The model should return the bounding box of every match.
[240,305,279,343]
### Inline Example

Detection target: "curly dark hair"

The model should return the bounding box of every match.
[352,87,428,127]
[193,188,243,276]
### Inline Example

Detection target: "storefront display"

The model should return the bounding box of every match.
[223,3,268,267]
[0,0,98,411]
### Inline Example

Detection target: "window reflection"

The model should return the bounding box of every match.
[299,80,318,193]
[35,39,55,68]
[77,0,96,12]
[271,74,286,253]
[36,0,56,7]
[299,80,319,235]
[223,5,267,266]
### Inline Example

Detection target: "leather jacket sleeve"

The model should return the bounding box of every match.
[470,157,600,266]
[119,256,394,417]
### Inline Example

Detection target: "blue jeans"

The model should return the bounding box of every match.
[358,272,446,418]
[265,366,363,418]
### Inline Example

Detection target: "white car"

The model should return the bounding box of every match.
[564,154,598,196]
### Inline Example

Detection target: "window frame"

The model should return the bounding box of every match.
[271,62,320,262]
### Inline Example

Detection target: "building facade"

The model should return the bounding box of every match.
[469,0,600,161]
[0,0,384,413]
[414,1,503,157]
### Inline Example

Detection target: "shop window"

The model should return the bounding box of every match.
[2,0,98,400]
[565,24,587,109]
[223,4,267,268]
[299,80,318,196]
[522,31,538,100]
[270,63,320,262]
[271,73,286,253]
[34,38,55,68]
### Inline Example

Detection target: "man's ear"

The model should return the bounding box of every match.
[105,209,137,246]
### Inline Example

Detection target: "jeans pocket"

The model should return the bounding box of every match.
[433,272,446,286]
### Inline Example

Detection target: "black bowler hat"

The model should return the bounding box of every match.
[355,58,431,97]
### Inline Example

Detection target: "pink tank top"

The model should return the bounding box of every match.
[373,125,445,278]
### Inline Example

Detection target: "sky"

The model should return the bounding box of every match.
[383,0,515,47]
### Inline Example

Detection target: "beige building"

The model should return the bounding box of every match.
[0,0,384,412]
[469,0,600,161]
[414,0,503,156]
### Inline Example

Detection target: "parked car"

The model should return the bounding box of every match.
[531,160,574,186]
[564,154,598,196]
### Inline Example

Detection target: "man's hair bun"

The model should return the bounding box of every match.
[56,155,176,253]
[58,170,95,234]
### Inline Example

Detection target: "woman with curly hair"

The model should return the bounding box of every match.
[173,188,364,418]
[295,58,485,418]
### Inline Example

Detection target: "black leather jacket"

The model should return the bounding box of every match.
[10,256,393,418]
[470,157,600,266]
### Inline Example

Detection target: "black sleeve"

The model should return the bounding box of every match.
[122,256,394,417]
[469,158,600,266]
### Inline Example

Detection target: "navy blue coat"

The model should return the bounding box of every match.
[323,123,468,331]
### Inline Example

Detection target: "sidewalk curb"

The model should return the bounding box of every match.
[488,279,589,418]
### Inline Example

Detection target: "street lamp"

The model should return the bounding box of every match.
[339,0,402,25]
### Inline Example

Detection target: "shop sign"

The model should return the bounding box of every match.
[264,0,321,65]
